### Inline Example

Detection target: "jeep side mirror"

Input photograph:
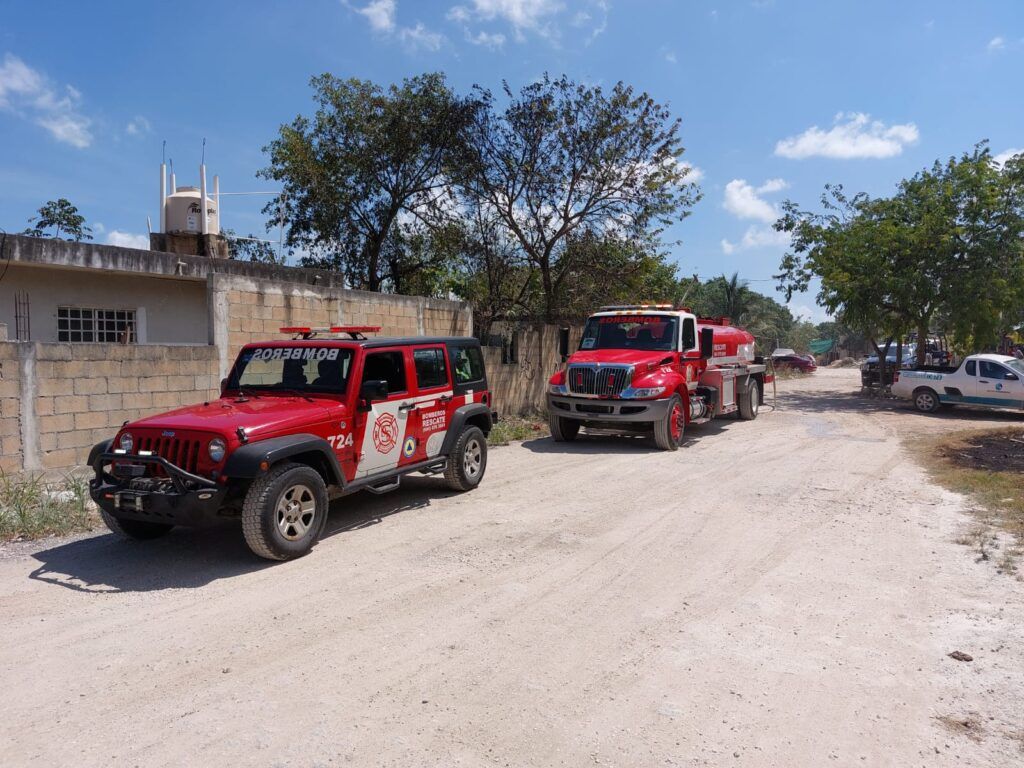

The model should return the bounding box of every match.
[699,327,715,359]
[220,377,228,394]
[558,327,570,362]
[360,379,389,405]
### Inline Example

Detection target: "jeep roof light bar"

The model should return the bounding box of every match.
[280,326,382,340]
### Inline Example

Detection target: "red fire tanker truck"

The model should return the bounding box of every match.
[547,305,771,450]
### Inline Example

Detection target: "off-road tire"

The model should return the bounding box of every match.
[241,462,329,561]
[738,380,760,420]
[100,509,174,540]
[653,394,686,451]
[913,387,941,414]
[444,426,487,492]
[549,412,580,442]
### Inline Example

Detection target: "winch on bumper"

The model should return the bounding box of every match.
[88,441,228,526]
[546,391,675,423]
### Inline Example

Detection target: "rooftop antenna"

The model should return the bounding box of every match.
[201,137,206,165]
[159,141,167,233]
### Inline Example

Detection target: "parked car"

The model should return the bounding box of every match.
[771,350,817,373]
[88,327,495,560]
[892,353,1024,413]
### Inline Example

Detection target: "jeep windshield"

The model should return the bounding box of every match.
[226,346,354,394]
[579,315,678,352]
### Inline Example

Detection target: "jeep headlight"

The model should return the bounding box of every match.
[119,433,134,452]
[208,438,227,463]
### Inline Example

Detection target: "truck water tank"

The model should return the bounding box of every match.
[165,186,219,235]
[698,321,757,361]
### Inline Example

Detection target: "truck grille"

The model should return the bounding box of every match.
[566,364,632,397]
[136,435,202,474]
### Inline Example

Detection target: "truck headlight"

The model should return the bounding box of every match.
[622,386,667,399]
[548,384,567,395]
[119,433,134,452]
[208,438,226,462]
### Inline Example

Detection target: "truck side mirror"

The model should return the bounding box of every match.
[699,327,715,359]
[360,379,389,405]
[558,327,570,362]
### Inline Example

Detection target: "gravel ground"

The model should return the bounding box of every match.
[0,369,1021,767]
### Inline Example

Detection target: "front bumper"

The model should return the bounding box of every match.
[89,452,228,527]
[546,392,674,423]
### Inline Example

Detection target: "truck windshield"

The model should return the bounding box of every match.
[579,315,678,352]
[226,346,355,394]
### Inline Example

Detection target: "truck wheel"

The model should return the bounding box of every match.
[549,413,580,442]
[738,381,760,420]
[444,426,487,492]
[913,387,941,413]
[653,394,685,451]
[100,509,173,540]
[241,462,329,561]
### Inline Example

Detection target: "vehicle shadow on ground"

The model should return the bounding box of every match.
[522,418,733,454]
[27,476,461,594]
[776,387,1024,424]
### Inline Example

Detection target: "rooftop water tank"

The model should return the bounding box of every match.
[165,186,219,235]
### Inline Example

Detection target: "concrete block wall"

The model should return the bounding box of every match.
[483,324,583,417]
[4,343,218,472]
[0,344,23,473]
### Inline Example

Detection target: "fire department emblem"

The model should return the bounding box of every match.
[372,413,399,453]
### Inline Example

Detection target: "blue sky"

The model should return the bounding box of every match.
[1,0,1021,321]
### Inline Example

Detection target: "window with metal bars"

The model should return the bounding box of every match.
[57,307,136,343]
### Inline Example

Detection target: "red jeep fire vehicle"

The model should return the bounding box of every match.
[89,328,493,560]
[547,305,771,450]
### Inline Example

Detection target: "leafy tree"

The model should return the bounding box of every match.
[454,74,700,323]
[260,73,473,291]
[223,228,284,264]
[776,145,1024,366]
[686,274,795,353]
[24,198,92,241]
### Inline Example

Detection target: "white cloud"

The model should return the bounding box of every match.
[126,115,151,136]
[458,0,564,31]
[774,112,919,160]
[720,225,790,254]
[723,178,788,223]
[987,36,1005,53]
[398,23,445,51]
[0,53,92,148]
[92,222,105,235]
[662,48,677,64]
[787,302,830,324]
[679,161,703,183]
[466,29,506,48]
[447,0,607,44]
[351,0,396,32]
[106,230,150,250]
[993,148,1023,167]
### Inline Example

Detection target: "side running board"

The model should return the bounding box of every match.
[366,478,401,495]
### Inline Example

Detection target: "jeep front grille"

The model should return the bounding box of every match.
[136,435,201,475]
[566,364,632,397]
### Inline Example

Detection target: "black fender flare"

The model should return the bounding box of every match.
[88,439,114,467]
[223,434,345,486]
[440,403,493,455]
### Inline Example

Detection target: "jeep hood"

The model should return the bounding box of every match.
[126,396,343,440]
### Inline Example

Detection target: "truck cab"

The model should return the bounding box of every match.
[89,327,494,560]
[546,305,769,450]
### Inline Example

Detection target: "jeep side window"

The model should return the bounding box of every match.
[965,360,976,376]
[451,346,484,384]
[414,348,448,389]
[682,318,696,351]
[361,351,407,394]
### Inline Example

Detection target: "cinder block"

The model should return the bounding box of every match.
[73,377,108,396]
[54,395,89,414]
[88,393,123,411]
[139,377,170,393]
[74,411,107,430]
[165,375,194,391]
[40,413,75,433]
[2,435,24,458]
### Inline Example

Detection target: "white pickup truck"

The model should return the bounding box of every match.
[892,353,1024,413]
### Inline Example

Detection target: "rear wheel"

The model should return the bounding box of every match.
[444,426,488,491]
[913,387,941,413]
[738,380,760,420]
[653,394,685,451]
[549,412,580,442]
[100,509,173,540]
[242,462,329,561]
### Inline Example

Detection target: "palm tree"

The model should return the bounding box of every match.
[721,271,748,322]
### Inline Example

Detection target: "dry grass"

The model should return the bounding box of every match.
[488,415,550,446]
[917,428,1024,574]
[0,472,100,541]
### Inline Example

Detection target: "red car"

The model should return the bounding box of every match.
[771,353,817,373]
[89,327,494,560]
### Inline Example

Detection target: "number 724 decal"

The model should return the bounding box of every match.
[326,433,354,449]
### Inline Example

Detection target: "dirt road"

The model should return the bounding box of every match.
[1,369,1021,767]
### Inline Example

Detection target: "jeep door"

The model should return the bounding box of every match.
[354,348,415,478]
[405,345,455,462]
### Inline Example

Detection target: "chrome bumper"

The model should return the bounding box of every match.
[546,392,673,423]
